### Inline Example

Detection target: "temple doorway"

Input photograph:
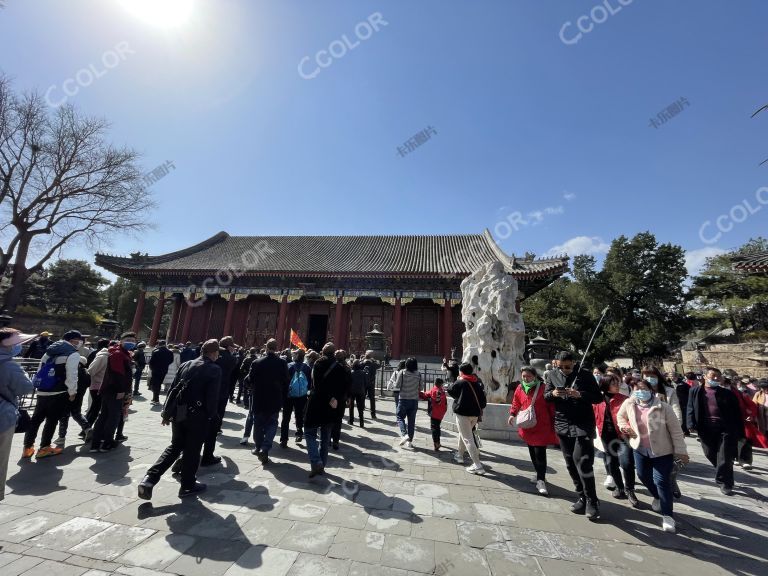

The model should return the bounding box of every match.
[307,314,329,351]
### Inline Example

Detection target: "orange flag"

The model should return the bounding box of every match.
[290,329,307,351]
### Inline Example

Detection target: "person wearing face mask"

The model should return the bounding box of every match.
[593,373,638,506]
[0,328,34,500]
[89,332,136,453]
[22,329,83,459]
[544,351,603,521]
[686,367,745,495]
[727,374,768,468]
[617,379,689,533]
[509,366,557,495]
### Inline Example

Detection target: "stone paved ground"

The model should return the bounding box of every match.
[1,388,766,576]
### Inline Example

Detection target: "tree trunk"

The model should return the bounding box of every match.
[727,308,740,342]
[1,235,32,313]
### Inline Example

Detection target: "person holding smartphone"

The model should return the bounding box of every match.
[544,351,604,520]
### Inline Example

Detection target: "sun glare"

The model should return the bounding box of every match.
[119,0,195,28]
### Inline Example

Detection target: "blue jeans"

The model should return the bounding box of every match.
[396,398,418,440]
[252,411,279,454]
[305,424,333,467]
[634,451,674,516]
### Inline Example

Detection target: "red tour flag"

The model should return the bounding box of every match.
[290,329,307,351]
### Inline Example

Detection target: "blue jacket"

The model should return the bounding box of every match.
[0,348,35,433]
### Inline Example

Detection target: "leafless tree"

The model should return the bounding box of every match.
[0,74,154,312]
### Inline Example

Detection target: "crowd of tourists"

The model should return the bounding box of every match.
[0,327,766,536]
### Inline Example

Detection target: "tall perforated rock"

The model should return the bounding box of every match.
[460,261,525,403]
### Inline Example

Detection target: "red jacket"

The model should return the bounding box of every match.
[735,388,768,449]
[420,385,448,420]
[510,383,558,446]
[593,393,629,440]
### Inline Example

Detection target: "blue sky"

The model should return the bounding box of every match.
[2,0,767,279]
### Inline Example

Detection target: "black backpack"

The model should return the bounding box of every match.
[161,373,191,423]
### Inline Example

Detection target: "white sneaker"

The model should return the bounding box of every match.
[662,516,676,533]
[53,437,65,447]
[453,452,464,464]
[466,464,485,475]
[398,435,409,446]
[742,463,753,471]
[536,480,548,496]
[239,437,248,445]
[604,475,616,489]
[652,498,661,513]
[404,441,414,450]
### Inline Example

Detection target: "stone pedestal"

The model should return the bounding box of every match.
[441,402,517,441]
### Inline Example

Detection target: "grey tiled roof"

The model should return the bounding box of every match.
[96,231,569,278]
[732,250,768,272]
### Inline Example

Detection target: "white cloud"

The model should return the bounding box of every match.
[685,247,727,277]
[543,236,610,257]
[563,192,576,201]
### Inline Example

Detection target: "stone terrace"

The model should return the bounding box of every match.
[1,392,766,576]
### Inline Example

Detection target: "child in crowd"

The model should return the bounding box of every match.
[420,378,448,450]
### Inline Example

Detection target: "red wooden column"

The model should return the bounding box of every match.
[392,297,402,359]
[201,298,213,340]
[442,299,453,359]
[275,295,288,348]
[166,295,182,342]
[334,296,345,347]
[222,293,236,336]
[131,289,146,335]
[180,295,195,342]
[149,293,166,346]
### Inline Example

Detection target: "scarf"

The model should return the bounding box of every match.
[521,379,538,394]
[461,374,478,383]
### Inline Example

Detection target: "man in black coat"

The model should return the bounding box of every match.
[362,351,380,419]
[687,367,745,495]
[148,340,174,405]
[304,342,349,477]
[248,338,289,465]
[138,339,222,499]
[132,342,147,396]
[200,336,238,466]
[544,351,603,520]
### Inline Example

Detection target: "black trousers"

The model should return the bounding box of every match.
[151,373,166,403]
[146,414,209,489]
[528,445,548,481]
[699,426,738,488]
[24,394,69,448]
[133,367,143,394]
[58,382,90,438]
[91,393,122,448]
[738,438,753,465]
[430,417,442,445]
[348,394,365,426]
[332,414,343,444]
[280,396,307,442]
[559,434,598,501]
[365,382,377,417]
[85,390,101,426]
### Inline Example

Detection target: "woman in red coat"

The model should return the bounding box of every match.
[508,366,557,495]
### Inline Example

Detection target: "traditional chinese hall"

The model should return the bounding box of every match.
[96,231,568,360]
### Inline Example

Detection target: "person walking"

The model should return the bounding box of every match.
[728,376,767,468]
[753,378,768,446]
[394,357,422,449]
[90,333,136,453]
[200,336,237,466]
[330,349,351,450]
[132,342,147,396]
[237,348,257,407]
[0,329,34,500]
[362,351,380,419]
[304,342,348,477]
[22,330,82,459]
[509,366,557,495]
[148,341,174,405]
[420,378,448,451]
[348,361,367,428]
[594,373,637,505]
[162,345,181,393]
[138,339,222,499]
[687,367,744,495]
[248,339,289,465]
[386,360,406,420]
[617,378,689,533]
[85,340,110,434]
[279,349,311,447]
[544,351,603,521]
[54,355,91,446]
[24,332,52,360]
[449,362,487,474]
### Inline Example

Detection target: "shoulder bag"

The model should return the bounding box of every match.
[515,383,540,430]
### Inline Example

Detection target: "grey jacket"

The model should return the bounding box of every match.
[0,348,34,433]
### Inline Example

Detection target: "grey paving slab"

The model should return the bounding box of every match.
[485,549,545,576]
[409,515,459,544]
[286,552,351,576]
[115,531,196,570]
[69,524,155,560]
[223,545,298,576]
[456,521,505,549]
[380,535,435,573]
[26,517,114,551]
[15,558,88,576]
[365,510,414,535]
[0,554,45,576]
[234,515,293,546]
[276,521,339,555]
[322,503,370,529]
[164,537,251,576]
[0,511,73,543]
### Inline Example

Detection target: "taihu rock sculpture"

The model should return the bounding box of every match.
[460,261,525,403]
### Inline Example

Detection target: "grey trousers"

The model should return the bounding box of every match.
[0,426,15,501]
